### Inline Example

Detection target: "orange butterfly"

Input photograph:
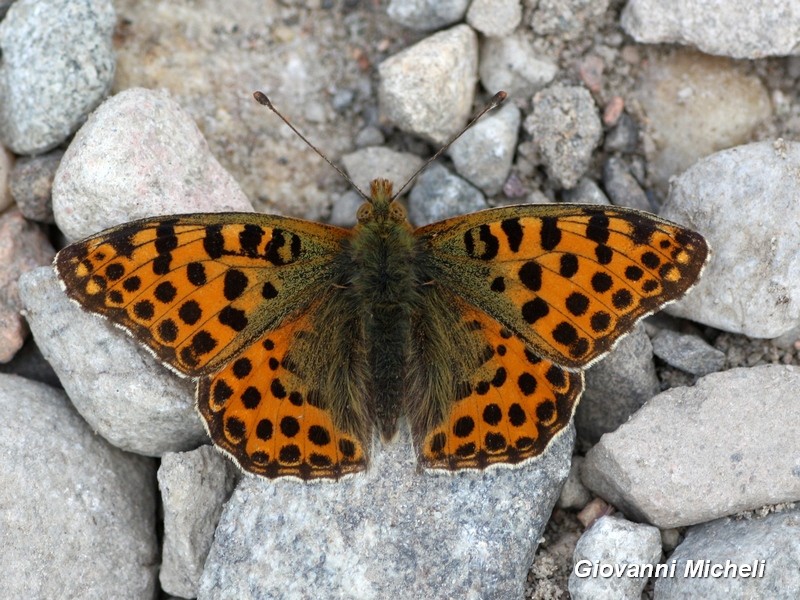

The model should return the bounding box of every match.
[55,92,708,480]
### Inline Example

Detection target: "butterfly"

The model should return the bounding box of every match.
[54,92,709,481]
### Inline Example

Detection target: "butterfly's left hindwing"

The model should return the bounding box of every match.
[55,213,349,376]
[417,204,709,370]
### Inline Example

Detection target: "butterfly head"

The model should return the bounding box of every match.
[356,178,408,226]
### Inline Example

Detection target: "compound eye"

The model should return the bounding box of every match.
[388,201,406,222]
[357,203,373,223]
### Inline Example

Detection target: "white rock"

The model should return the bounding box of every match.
[408,163,487,225]
[660,141,800,338]
[378,25,479,145]
[479,33,558,99]
[466,0,522,37]
[0,374,157,597]
[53,88,252,242]
[622,0,800,59]
[582,365,800,528]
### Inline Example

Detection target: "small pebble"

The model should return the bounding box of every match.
[525,84,602,189]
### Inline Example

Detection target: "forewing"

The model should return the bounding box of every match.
[55,213,348,376]
[417,204,708,369]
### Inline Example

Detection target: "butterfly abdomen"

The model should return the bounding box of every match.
[347,221,421,439]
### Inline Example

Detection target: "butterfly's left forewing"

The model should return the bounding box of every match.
[417,204,709,370]
[56,213,348,376]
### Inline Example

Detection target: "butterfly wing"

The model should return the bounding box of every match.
[416,204,709,370]
[417,298,583,471]
[56,213,348,376]
[56,213,369,479]
[198,299,367,479]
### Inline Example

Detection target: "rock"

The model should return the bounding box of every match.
[637,51,771,191]
[562,178,611,205]
[340,146,424,198]
[159,446,239,599]
[0,374,157,598]
[198,425,575,599]
[0,337,60,388]
[575,323,660,446]
[386,0,469,31]
[651,329,726,376]
[479,33,558,99]
[328,190,365,228]
[530,0,610,41]
[0,0,116,154]
[656,508,800,599]
[582,365,800,528]
[9,149,63,223]
[0,144,13,212]
[558,456,592,510]
[569,515,662,600]
[52,88,252,242]
[449,102,520,196]
[378,25,479,145]
[622,0,800,59]
[602,157,651,211]
[408,163,487,225]
[603,112,638,154]
[19,267,207,456]
[525,84,602,189]
[0,209,54,363]
[466,0,522,37]
[660,141,800,338]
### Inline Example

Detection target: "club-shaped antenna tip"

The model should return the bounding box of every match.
[253,91,271,107]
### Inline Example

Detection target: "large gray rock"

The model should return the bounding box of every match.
[657,508,800,599]
[661,141,800,338]
[622,0,800,59]
[0,374,157,598]
[582,365,800,528]
[199,426,575,599]
[575,323,660,446]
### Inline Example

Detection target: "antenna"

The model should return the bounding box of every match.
[253,89,507,202]
[253,91,371,201]
[391,91,507,200]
